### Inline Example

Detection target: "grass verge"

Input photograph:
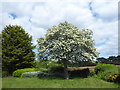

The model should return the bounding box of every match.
[2,77,119,88]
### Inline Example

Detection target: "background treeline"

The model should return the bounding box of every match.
[96,55,120,65]
[67,55,120,67]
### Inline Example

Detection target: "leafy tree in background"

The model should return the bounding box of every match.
[116,55,120,64]
[96,56,120,65]
[97,57,108,64]
[37,21,99,79]
[2,25,35,74]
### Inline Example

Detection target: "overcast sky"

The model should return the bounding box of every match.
[0,0,119,58]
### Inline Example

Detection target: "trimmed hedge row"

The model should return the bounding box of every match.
[12,68,36,77]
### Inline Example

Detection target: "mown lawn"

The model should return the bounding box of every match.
[2,77,119,88]
[0,78,2,89]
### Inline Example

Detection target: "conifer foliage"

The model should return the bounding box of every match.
[2,25,35,74]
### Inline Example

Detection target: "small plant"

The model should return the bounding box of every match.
[12,68,36,77]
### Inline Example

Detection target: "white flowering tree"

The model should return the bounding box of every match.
[37,21,99,79]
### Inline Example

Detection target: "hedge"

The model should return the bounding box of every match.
[12,68,36,77]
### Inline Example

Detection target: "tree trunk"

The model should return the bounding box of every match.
[63,60,69,79]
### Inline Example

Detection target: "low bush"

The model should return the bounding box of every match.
[38,71,54,78]
[95,63,118,74]
[49,66,64,73]
[48,66,90,78]
[21,71,40,78]
[2,71,9,77]
[47,66,65,78]
[114,73,120,83]
[47,62,63,69]
[69,68,90,78]
[36,60,62,69]
[35,68,48,72]
[12,68,36,77]
[89,70,96,76]
[35,60,48,69]
[105,72,120,83]
[95,63,119,83]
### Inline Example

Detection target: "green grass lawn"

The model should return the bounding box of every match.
[2,77,119,88]
[0,78,2,89]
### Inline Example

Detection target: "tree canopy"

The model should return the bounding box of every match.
[2,25,35,74]
[37,21,99,79]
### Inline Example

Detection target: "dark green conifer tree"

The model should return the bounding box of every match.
[2,25,35,74]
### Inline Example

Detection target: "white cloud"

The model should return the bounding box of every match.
[91,0,118,21]
[1,0,119,57]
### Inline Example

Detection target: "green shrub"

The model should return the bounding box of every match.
[2,71,9,77]
[95,63,119,83]
[49,66,90,78]
[35,67,48,72]
[48,66,65,78]
[105,72,120,83]
[96,71,108,79]
[47,62,62,69]
[21,71,40,78]
[114,73,120,83]
[49,66,64,73]
[36,60,62,70]
[89,70,96,76]
[12,68,36,77]
[35,60,48,69]
[36,65,65,78]
[69,68,90,78]
[36,68,48,72]
[38,71,54,78]
[95,63,118,74]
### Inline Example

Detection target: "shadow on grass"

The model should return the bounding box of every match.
[38,76,64,80]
